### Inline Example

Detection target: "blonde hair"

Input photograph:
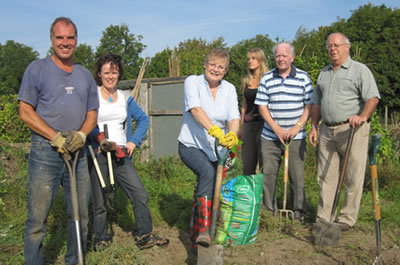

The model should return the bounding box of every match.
[245,48,269,85]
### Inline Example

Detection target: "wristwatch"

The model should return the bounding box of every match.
[311,124,317,129]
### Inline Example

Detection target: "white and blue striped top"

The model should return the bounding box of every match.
[255,65,313,140]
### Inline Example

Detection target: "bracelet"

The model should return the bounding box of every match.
[311,125,317,129]
[296,122,303,128]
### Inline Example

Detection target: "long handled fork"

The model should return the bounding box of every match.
[63,151,84,265]
[279,138,294,224]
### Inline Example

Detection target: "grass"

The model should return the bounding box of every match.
[0,139,399,264]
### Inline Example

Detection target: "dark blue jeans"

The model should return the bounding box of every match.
[178,142,217,198]
[89,151,152,241]
[24,132,90,265]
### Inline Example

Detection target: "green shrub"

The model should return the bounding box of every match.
[0,95,30,143]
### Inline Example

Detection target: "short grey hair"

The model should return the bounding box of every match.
[326,32,351,47]
[272,42,295,57]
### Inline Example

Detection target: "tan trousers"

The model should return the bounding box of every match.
[317,122,370,226]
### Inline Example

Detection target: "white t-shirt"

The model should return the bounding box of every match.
[97,88,127,146]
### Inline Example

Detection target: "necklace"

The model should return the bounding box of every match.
[101,86,116,102]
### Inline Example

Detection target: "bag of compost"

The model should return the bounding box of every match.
[214,173,263,246]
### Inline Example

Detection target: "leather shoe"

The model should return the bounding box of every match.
[337,222,352,232]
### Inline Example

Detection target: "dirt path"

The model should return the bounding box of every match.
[82,222,399,265]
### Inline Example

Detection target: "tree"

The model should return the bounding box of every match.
[74,43,95,72]
[95,24,146,80]
[145,48,172,78]
[175,37,227,76]
[0,40,39,94]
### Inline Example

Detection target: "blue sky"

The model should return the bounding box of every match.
[1,0,398,58]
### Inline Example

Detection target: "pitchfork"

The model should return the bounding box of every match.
[279,138,294,224]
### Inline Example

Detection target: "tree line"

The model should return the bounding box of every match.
[0,4,399,112]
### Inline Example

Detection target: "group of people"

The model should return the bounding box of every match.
[178,34,380,248]
[17,16,380,264]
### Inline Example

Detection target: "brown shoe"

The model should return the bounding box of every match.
[337,222,352,232]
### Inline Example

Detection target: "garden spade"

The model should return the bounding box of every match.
[314,126,355,246]
[63,150,84,265]
[198,139,229,265]
[279,138,294,224]
[369,133,384,265]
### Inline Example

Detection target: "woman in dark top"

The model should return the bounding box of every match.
[240,48,269,175]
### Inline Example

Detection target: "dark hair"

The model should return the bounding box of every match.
[94,54,124,85]
[50,17,77,39]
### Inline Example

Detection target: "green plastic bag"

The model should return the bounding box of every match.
[215,173,263,246]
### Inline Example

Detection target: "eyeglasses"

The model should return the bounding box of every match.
[326,43,348,50]
[207,63,226,71]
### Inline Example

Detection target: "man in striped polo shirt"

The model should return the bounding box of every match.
[255,42,313,223]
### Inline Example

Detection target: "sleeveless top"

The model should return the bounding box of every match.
[244,84,262,122]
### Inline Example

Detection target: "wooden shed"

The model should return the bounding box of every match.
[117,76,186,161]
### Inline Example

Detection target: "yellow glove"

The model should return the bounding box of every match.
[62,130,86,153]
[208,125,228,147]
[224,131,239,149]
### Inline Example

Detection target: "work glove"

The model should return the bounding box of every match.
[208,125,228,147]
[62,130,86,153]
[95,132,126,159]
[224,131,239,149]
[50,132,71,160]
[100,138,116,153]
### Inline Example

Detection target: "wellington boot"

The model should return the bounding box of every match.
[195,196,212,247]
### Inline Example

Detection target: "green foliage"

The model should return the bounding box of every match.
[369,112,399,164]
[175,37,227,76]
[293,56,326,85]
[0,40,39,95]
[74,43,96,72]
[0,95,30,143]
[95,24,146,80]
[144,48,172,78]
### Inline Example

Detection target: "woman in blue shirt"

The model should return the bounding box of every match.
[177,49,240,248]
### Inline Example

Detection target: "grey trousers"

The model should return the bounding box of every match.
[261,138,307,214]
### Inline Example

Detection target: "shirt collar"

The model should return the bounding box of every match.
[272,64,297,78]
[329,56,352,70]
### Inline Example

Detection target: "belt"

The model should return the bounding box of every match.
[324,120,349,127]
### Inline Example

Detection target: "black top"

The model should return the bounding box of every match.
[244,84,262,122]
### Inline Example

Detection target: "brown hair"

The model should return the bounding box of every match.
[50,17,77,39]
[94,54,124,85]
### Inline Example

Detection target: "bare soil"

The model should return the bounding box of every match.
[90,220,400,265]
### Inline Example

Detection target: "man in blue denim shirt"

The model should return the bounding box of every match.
[18,17,98,265]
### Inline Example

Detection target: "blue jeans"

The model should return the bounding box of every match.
[24,132,90,265]
[89,150,152,241]
[178,142,217,197]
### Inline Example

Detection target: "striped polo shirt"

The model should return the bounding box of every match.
[255,65,313,141]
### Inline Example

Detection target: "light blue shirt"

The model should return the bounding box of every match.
[178,74,240,162]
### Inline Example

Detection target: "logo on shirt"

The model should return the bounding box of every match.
[65,86,74,94]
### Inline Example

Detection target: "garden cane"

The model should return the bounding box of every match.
[314,126,355,246]
[279,138,294,224]
[88,144,114,210]
[369,133,384,265]
[63,150,84,265]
